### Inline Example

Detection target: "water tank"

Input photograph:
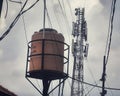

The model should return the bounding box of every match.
[28,28,66,80]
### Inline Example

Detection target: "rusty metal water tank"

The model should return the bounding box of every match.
[27,28,67,80]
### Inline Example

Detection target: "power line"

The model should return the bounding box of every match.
[5,0,8,18]
[66,0,74,21]
[0,0,39,42]
[0,0,28,41]
[9,0,22,4]
[51,0,71,43]
[86,65,101,93]
[57,0,71,29]
[46,7,52,28]
[57,0,71,43]
[105,0,117,64]
[106,82,114,96]
[19,0,45,92]
[69,76,120,91]
[61,0,66,16]
[5,0,22,18]
[51,0,62,33]
[21,15,28,44]
[85,86,95,96]
[100,0,117,96]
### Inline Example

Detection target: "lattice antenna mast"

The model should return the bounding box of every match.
[71,8,88,96]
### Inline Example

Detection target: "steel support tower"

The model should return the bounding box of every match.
[71,8,88,96]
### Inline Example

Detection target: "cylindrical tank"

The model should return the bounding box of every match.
[28,28,66,80]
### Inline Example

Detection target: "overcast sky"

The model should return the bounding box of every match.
[0,0,120,96]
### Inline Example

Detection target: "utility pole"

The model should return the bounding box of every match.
[71,8,88,96]
[100,0,116,95]
[100,56,107,96]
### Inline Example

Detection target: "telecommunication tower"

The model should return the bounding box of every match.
[71,8,88,96]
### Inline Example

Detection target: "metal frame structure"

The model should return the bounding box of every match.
[26,38,69,96]
[71,8,88,96]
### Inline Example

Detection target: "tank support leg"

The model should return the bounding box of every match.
[42,79,51,96]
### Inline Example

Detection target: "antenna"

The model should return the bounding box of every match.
[71,8,88,96]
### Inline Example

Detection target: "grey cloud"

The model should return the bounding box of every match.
[0,0,120,96]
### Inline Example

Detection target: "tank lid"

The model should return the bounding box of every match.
[39,28,57,33]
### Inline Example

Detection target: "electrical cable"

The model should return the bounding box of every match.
[1,0,43,92]
[19,0,28,44]
[61,0,66,16]
[51,0,62,33]
[0,0,28,41]
[43,0,46,38]
[52,0,71,40]
[46,7,52,28]
[0,0,39,42]
[57,0,65,16]
[85,87,93,96]
[21,14,28,44]
[105,0,117,64]
[106,82,114,96]
[105,0,114,53]
[86,64,101,93]
[58,0,71,29]
[57,0,71,43]
[67,78,72,88]
[9,0,22,4]
[85,84,98,96]
[20,0,39,15]
[69,76,120,91]
[58,0,71,30]
[5,0,22,18]
[61,0,72,33]
[100,0,117,95]
[5,0,8,18]
[45,5,70,94]
[84,84,91,96]
[66,0,74,21]
[19,0,44,91]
